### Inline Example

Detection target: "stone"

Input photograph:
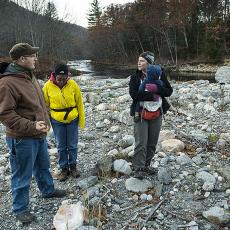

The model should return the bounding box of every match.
[218,166,230,180]
[78,227,97,230]
[188,221,198,230]
[158,167,172,185]
[202,182,214,191]
[155,182,163,197]
[202,206,230,225]
[196,171,216,184]
[192,155,203,165]
[113,159,132,175]
[118,135,134,148]
[215,66,230,83]
[176,154,193,165]
[158,130,176,143]
[161,139,185,153]
[107,149,118,156]
[77,176,98,189]
[96,103,108,111]
[125,178,153,193]
[53,202,84,230]
[140,194,148,201]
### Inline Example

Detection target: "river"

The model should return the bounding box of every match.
[68,60,215,82]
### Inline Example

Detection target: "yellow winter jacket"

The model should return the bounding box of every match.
[43,79,85,128]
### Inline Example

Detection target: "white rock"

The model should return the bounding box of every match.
[147,194,153,201]
[140,194,148,201]
[202,182,214,191]
[188,220,198,230]
[109,125,120,133]
[204,192,210,198]
[161,139,185,153]
[107,149,118,156]
[158,130,176,143]
[53,202,84,230]
[96,103,108,111]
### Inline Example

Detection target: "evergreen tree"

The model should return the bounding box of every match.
[88,0,102,28]
[44,1,58,20]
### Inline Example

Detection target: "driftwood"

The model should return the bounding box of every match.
[143,198,165,224]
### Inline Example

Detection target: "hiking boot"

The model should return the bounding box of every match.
[56,168,69,181]
[69,166,80,178]
[15,211,36,223]
[43,189,67,198]
[144,166,157,175]
[132,168,146,179]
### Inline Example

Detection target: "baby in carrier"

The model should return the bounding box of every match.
[135,64,163,119]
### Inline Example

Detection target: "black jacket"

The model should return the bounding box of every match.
[129,69,173,116]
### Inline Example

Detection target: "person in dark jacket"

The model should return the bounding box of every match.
[129,51,173,179]
[0,43,66,224]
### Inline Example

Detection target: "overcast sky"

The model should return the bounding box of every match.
[51,0,134,28]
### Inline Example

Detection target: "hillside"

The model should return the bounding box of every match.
[0,0,89,60]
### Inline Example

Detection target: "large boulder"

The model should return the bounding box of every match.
[215,66,230,83]
[161,139,185,153]
[53,202,85,230]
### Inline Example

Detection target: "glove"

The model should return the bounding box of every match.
[145,83,158,92]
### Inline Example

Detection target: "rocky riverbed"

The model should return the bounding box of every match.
[0,76,230,230]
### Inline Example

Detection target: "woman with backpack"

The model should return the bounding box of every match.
[43,64,85,181]
[129,51,173,179]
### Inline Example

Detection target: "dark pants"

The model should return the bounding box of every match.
[51,118,79,169]
[6,137,55,214]
[132,116,162,169]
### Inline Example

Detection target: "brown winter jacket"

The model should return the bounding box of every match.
[0,63,50,138]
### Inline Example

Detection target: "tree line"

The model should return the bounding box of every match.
[1,0,229,67]
[88,0,230,65]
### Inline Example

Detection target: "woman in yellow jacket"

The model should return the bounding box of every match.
[43,64,85,181]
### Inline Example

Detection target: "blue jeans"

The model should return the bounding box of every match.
[51,118,79,169]
[6,137,55,214]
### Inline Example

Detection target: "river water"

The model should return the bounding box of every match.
[68,60,215,82]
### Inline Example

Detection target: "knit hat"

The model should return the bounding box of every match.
[9,43,39,60]
[54,64,68,76]
[139,51,155,64]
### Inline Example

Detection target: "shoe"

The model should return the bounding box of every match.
[132,168,146,179]
[144,166,157,175]
[69,166,80,178]
[43,189,67,198]
[56,168,69,181]
[15,210,36,223]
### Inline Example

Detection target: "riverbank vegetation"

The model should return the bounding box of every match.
[88,0,230,65]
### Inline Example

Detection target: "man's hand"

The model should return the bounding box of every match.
[35,121,49,133]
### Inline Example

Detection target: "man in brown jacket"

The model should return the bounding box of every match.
[0,43,66,224]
